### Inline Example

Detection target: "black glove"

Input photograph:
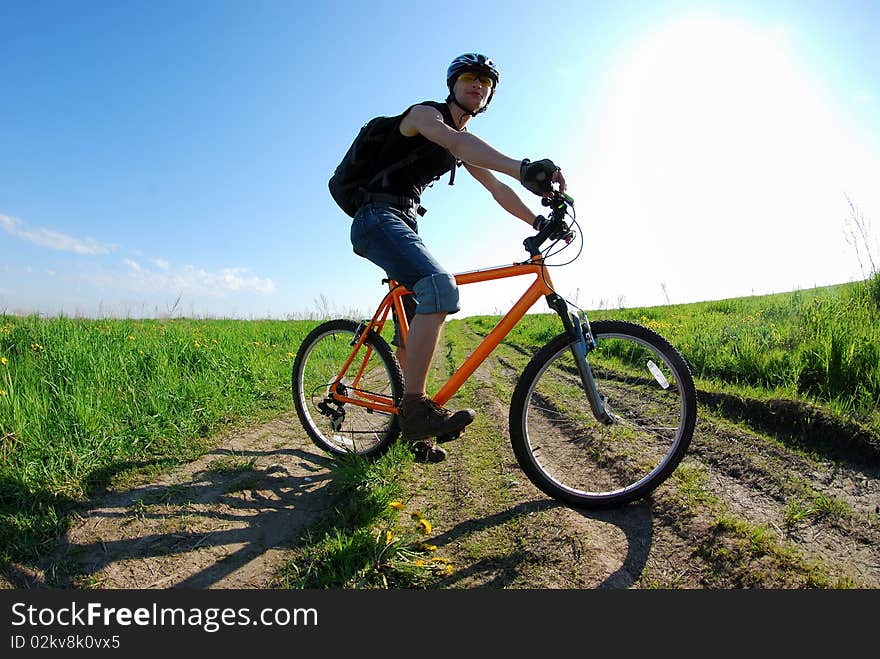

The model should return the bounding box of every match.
[532,214,549,231]
[520,158,558,195]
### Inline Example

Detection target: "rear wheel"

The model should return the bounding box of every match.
[509,320,697,508]
[292,319,404,457]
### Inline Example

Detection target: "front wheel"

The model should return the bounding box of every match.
[509,320,697,508]
[292,319,404,457]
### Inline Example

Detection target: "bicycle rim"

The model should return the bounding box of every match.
[514,322,696,507]
[293,321,401,457]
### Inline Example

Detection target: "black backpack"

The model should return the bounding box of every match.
[328,103,456,218]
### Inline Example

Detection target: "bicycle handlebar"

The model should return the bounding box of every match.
[522,191,575,258]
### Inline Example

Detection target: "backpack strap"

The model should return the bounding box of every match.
[359,101,460,215]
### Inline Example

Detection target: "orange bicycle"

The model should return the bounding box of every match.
[292,192,697,508]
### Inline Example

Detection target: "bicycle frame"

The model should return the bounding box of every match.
[330,252,610,424]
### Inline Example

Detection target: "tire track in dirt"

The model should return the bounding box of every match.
[20,415,338,589]
[685,414,880,587]
[455,323,880,588]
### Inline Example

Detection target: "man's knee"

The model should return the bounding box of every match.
[412,273,460,315]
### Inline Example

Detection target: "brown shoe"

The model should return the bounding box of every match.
[398,395,476,442]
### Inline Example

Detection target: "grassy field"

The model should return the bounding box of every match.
[477,275,880,428]
[1,273,878,572]
[0,316,319,561]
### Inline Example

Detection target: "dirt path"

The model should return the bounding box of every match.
[9,416,338,589]
[7,322,880,590]
[395,323,880,589]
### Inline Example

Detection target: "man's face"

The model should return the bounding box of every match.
[453,71,493,112]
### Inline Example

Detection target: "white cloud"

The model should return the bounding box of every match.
[0,213,116,255]
[107,261,276,297]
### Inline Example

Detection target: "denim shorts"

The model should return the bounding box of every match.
[350,202,460,345]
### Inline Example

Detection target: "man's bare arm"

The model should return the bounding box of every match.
[464,163,536,225]
[401,105,522,179]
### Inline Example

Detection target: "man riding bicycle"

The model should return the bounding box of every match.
[347,53,566,462]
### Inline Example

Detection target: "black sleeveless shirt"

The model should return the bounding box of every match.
[365,100,460,203]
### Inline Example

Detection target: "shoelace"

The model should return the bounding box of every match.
[401,397,451,419]
[423,399,452,418]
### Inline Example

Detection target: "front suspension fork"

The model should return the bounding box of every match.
[547,294,613,425]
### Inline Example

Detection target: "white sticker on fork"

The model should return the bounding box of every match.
[647,360,670,389]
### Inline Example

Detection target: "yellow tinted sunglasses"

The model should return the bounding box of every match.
[457,71,495,88]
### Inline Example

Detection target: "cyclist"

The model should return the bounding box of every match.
[349,53,565,462]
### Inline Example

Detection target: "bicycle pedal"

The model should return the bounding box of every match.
[436,430,462,443]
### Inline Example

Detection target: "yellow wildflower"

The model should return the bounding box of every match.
[128,335,135,340]
[0,389,6,397]
[0,357,7,365]
[384,530,394,546]
[410,511,422,521]
[194,340,200,348]
[417,518,432,534]
[389,501,405,511]
[415,559,424,567]
[419,543,437,552]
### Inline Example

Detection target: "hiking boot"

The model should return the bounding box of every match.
[409,440,447,463]
[398,394,476,442]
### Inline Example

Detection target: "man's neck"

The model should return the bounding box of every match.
[447,101,474,130]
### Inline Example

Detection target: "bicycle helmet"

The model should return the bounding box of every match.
[446,53,500,116]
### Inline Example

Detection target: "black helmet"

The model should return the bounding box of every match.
[446,53,500,91]
[446,53,499,115]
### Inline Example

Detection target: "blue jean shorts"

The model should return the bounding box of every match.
[350,202,460,345]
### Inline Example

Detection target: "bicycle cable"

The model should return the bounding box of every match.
[533,203,589,314]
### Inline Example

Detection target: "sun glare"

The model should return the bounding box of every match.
[576,17,875,306]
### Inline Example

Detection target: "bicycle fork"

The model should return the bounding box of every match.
[546,294,614,425]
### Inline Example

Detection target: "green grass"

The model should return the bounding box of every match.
[272,444,454,589]
[2,273,878,580]
[0,315,317,563]
[469,274,880,434]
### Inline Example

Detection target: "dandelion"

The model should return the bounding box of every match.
[419,543,437,552]
[410,511,422,521]
[0,357,7,365]
[0,390,6,397]
[30,343,43,352]
[389,501,405,511]
[417,518,432,535]
[286,352,295,358]
[194,340,200,348]
[384,530,394,546]
[415,559,425,566]
[128,335,135,341]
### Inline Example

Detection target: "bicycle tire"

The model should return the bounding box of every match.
[292,319,404,457]
[509,320,697,508]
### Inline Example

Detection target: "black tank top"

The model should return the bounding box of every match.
[365,100,460,202]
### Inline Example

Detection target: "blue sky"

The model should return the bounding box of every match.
[2,0,878,319]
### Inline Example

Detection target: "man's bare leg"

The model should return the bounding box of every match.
[402,312,446,395]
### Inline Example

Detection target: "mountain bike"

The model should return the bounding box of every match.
[292,191,697,508]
